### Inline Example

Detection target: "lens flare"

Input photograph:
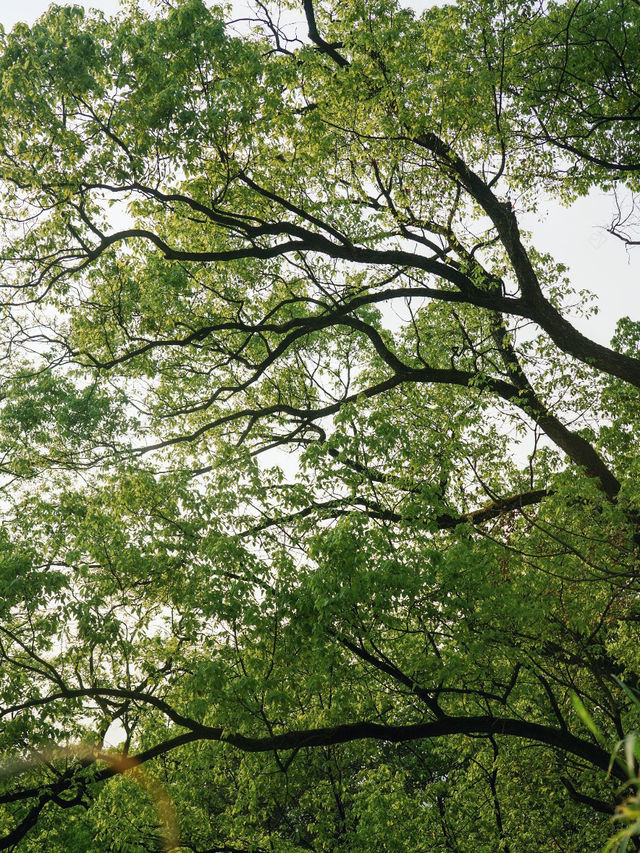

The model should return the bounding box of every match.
[1,744,180,851]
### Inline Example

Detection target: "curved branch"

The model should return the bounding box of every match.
[412,131,640,389]
[560,776,616,816]
[342,316,620,497]
[80,285,509,372]
[249,488,552,535]
[0,712,623,836]
[302,0,349,67]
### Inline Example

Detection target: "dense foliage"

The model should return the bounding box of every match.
[0,0,640,849]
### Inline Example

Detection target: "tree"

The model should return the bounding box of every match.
[0,0,639,849]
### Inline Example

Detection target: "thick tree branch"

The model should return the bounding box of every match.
[334,633,445,717]
[0,707,623,850]
[302,0,349,67]
[0,713,623,815]
[560,776,616,815]
[249,488,551,535]
[412,131,640,389]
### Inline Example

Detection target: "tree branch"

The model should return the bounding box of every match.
[302,0,349,67]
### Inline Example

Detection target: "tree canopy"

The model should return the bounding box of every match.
[0,0,640,849]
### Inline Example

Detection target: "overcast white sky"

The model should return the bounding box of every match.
[1,0,637,345]
[1,0,117,27]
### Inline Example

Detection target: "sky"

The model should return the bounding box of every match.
[1,0,118,28]
[1,0,637,346]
